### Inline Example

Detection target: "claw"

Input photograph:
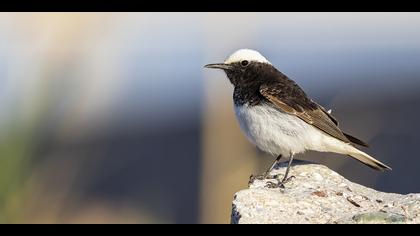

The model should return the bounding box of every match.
[249,173,277,185]
[265,182,279,188]
[276,175,296,189]
[282,175,296,183]
[278,182,285,189]
[248,175,256,186]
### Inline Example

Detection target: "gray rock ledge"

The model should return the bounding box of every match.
[231,161,420,224]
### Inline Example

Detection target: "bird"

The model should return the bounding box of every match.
[204,49,391,188]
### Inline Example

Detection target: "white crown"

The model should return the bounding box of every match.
[224,49,271,65]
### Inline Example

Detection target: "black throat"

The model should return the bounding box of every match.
[227,62,290,106]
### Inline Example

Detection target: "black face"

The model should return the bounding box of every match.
[206,59,308,108]
[224,61,278,89]
[222,61,283,106]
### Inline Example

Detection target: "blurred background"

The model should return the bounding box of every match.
[0,12,419,223]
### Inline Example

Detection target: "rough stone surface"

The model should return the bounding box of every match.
[231,161,420,224]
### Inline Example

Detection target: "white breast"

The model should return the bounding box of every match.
[234,104,347,157]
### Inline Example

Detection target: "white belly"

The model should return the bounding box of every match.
[234,104,347,157]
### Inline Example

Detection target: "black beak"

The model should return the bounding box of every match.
[204,63,232,70]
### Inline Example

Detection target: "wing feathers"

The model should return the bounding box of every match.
[344,133,369,147]
[260,84,351,145]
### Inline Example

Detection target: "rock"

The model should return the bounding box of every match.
[231,160,420,224]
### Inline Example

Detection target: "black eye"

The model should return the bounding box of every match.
[241,60,249,67]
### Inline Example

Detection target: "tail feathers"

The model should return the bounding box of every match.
[347,148,392,171]
[344,132,369,147]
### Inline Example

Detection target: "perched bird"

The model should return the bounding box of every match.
[205,49,391,187]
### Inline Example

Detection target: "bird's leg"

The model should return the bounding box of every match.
[249,155,282,185]
[277,154,295,188]
[262,154,283,179]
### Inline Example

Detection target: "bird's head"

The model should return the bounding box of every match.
[204,49,275,86]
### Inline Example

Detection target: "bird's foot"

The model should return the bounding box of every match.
[265,175,296,189]
[265,181,279,188]
[248,173,278,186]
[282,175,296,184]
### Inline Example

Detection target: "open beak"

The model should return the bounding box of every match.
[204,63,232,70]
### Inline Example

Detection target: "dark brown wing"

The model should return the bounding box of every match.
[313,101,339,126]
[312,100,369,147]
[259,83,352,145]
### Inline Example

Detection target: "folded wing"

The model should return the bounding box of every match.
[259,83,354,146]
